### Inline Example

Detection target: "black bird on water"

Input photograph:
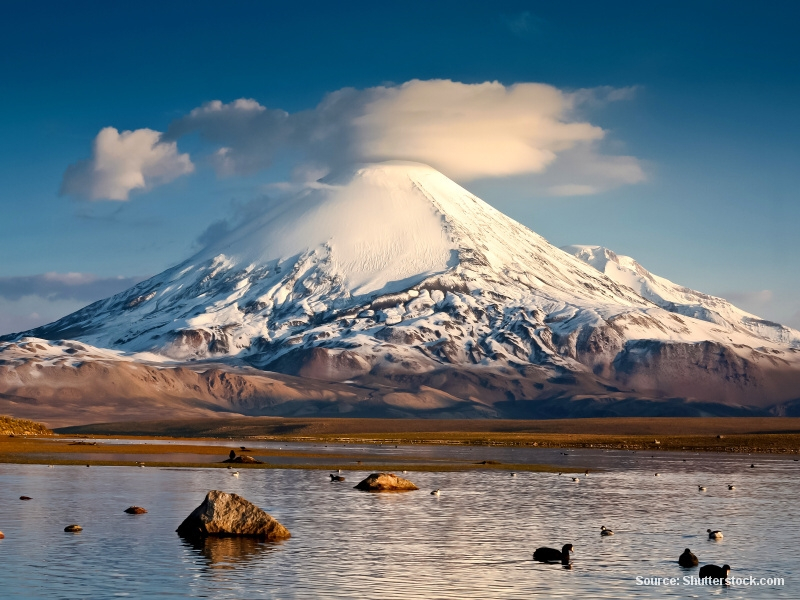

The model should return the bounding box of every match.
[330,474,345,482]
[533,543,573,564]
[699,564,731,581]
[679,548,698,567]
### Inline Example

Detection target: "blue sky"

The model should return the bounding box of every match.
[1,1,799,334]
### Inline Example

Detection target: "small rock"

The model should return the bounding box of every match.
[124,506,147,514]
[354,472,419,492]
[222,455,263,464]
[64,524,83,532]
[176,490,290,540]
[0,531,4,539]
[19,496,32,501]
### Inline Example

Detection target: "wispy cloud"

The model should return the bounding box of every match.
[501,11,543,37]
[0,272,146,302]
[61,127,194,200]
[723,289,774,307]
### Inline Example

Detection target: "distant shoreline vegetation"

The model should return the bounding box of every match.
[0,415,51,436]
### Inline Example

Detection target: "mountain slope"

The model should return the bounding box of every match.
[3,161,800,421]
[563,244,800,347]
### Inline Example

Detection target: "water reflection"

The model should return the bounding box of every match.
[180,535,282,570]
[0,450,797,598]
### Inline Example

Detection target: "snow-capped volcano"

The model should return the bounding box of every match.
[4,161,800,421]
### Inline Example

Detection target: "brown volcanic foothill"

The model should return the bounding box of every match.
[354,472,419,492]
[176,490,290,541]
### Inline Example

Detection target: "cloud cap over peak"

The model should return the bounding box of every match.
[61,79,644,200]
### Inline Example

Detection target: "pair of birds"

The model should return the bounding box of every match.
[698,485,735,490]
[532,524,610,566]
[679,549,731,580]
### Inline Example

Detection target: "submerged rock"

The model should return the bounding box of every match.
[124,506,147,514]
[176,490,290,540]
[64,524,83,532]
[0,531,4,539]
[354,472,419,492]
[222,455,264,464]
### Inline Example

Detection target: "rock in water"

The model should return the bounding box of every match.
[354,472,419,492]
[222,455,263,464]
[176,490,290,540]
[0,531,4,539]
[124,506,147,514]
[64,524,82,532]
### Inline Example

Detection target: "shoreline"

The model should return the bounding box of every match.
[3,417,799,470]
[53,416,800,455]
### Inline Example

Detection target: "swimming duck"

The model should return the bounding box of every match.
[600,526,614,536]
[707,529,723,540]
[431,489,441,496]
[679,548,699,567]
[533,543,574,564]
[231,471,239,477]
[572,477,580,482]
[654,473,660,477]
[330,474,345,482]
[699,564,731,580]
[510,472,517,477]
[698,486,707,491]
[728,484,735,490]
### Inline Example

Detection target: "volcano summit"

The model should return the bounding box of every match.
[3,162,800,424]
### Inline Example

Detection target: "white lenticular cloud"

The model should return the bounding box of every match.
[61,127,194,200]
[63,79,645,199]
[353,80,606,180]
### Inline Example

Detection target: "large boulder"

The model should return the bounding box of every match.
[176,490,290,540]
[354,472,419,492]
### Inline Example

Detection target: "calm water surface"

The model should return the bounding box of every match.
[0,445,796,598]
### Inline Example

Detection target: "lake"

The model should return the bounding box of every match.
[0,444,796,598]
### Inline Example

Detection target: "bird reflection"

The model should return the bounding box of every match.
[180,536,282,570]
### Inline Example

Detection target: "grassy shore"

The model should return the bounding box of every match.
[0,436,571,472]
[57,416,800,454]
[3,417,798,470]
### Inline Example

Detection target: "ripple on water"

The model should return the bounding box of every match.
[0,449,797,598]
